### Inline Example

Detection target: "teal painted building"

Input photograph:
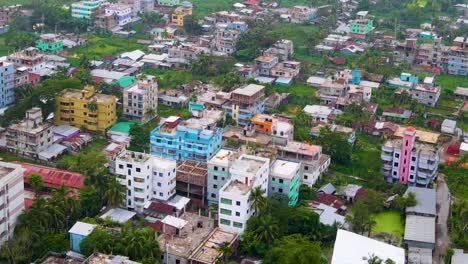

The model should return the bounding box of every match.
[71,0,108,19]
[36,34,63,53]
[269,159,301,207]
[157,0,180,6]
[69,221,96,253]
[350,11,373,36]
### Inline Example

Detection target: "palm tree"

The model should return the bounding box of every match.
[144,107,157,122]
[51,184,70,201]
[125,232,146,260]
[366,219,377,237]
[104,178,124,208]
[216,241,232,264]
[248,187,267,216]
[254,215,280,244]
[26,198,51,229]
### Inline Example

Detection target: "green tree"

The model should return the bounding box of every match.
[75,68,93,85]
[105,178,125,208]
[253,215,280,244]
[129,123,149,152]
[249,187,267,215]
[318,126,352,164]
[362,189,384,213]
[346,201,372,235]
[216,241,232,264]
[28,173,44,197]
[183,15,202,35]
[263,234,323,264]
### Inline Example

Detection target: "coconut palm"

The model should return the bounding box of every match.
[248,187,267,216]
[104,178,125,208]
[216,241,232,264]
[125,232,146,260]
[253,215,280,244]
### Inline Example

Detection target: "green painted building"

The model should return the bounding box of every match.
[157,0,180,6]
[269,160,301,207]
[36,34,63,53]
[350,11,373,36]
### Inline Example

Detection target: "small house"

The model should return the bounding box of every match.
[69,221,97,253]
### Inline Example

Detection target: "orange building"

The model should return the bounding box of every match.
[251,113,276,133]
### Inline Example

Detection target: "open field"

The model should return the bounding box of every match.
[69,35,148,59]
[372,211,404,241]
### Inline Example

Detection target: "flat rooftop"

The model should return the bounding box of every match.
[59,89,115,103]
[232,84,265,97]
[394,127,440,144]
[231,155,268,175]
[209,149,237,166]
[404,215,435,244]
[270,159,300,178]
[222,179,250,195]
[157,212,214,259]
[188,228,239,264]
[0,162,18,179]
[277,141,321,156]
[85,253,140,264]
[117,150,151,163]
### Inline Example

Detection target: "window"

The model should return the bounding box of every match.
[136,168,141,172]
[127,164,133,168]
[395,153,399,158]
[304,166,309,171]
[213,175,218,180]
[157,182,161,187]
[220,208,232,215]
[279,179,283,184]
[394,162,399,167]
[236,201,241,206]
[279,188,283,193]
[304,175,308,180]
[119,164,123,169]
[393,171,397,176]
[412,157,416,161]
[213,184,218,189]
[236,212,240,216]
[211,193,216,198]
[221,198,232,205]
[410,166,415,171]
[220,218,231,226]
[233,222,243,228]
[214,166,218,171]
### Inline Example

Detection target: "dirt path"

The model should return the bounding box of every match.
[434,175,451,263]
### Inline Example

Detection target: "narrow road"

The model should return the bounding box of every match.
[434,175,451,263]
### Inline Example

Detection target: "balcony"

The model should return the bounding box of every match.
[381,153,393,162]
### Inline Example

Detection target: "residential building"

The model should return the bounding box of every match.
[404,215,436,250]
[6,108,54,159]
[35,34,63,53]
[71,0,108,19]
[269,159,300,207]
[214,27,243,55]
[105,4,132,26]
[157,0,180,6]
[218,155,270,234]
[7,47,46,79]
[69,221,97,253]
[171,6,192,27]
[0,5,22,28]
[290,5,316,23]
[222,84,266,126]
[84,253,141,264]
[176,160,208,206]
[263,39,294,61]
[207,149,238,204]
[0,61,14,108]
[416,37,450,69]
[381,127,439,187]
[115,150,177,212]
[188,228,239,264]
[448,36,468,76]
[303,105,342,124]
[251,113,294,145]
[0,162,25,246]
[255,56,279,76]
[382,107,412,121]
[150,116,223,162]
[157,212,213,264]
[331,230,405,264]
[349,11,373,37]
[168,44,202,62]
[454,87,468,100]
[276,141,331,187]
[410,77,441,106]
[54,85,117,132]
[123,76,158,123]
[405,187,436,217]
[270,61,301,79]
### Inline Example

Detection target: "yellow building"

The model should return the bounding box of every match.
[54,85,117,132]
[171,6,192,27]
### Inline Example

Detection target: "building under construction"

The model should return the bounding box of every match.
[176,161,208,207]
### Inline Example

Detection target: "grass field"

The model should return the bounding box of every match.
[69,35,148,59]
[441,166,468,200]
[436,75,468,93]
[372,211,404,240]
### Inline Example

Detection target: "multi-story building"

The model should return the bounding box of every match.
[410,77,441,106]
[54,85,117,132]
[222,84,266,126]
[150,116,223,162]
[269,159,301,207]
[349,11,373,37]
[35,34,63,53]
[270,61,301,79]
[7,47,46,76]
[416,37,450,69]
[277,141,331,187]
[171,6,192,27]
[251,113,294,145]
[105,4,132,26]
[0,5,22,28]
[123,76,158,123]
[207,149,238,204]
[115,150,177,212]
[0,162,25,246]
[168,44,202,61]
[6,108,53,159]
[263,39,294,61]
[121,0,153,15]
[448,36,468,76]
[255,56,279,76]
[176,160,208,206]
[290,5,316,23]
[381,127,439,187]
[157,0,180,6]
[214,27,243,55]
[303,105,342,124]
[218,155,270,234]
[71,0,108,19]
[0,61,15,108]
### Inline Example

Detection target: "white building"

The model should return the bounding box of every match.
[0,162,25,246]
[207,149,237,205]
[115,150,177,212]
[105,4,132,26]
[218,155,270,234]
[71,0,108,19]
[303,105,342,123]
[269,159,301,207]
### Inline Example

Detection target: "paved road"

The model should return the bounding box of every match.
[434,176,451,263]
